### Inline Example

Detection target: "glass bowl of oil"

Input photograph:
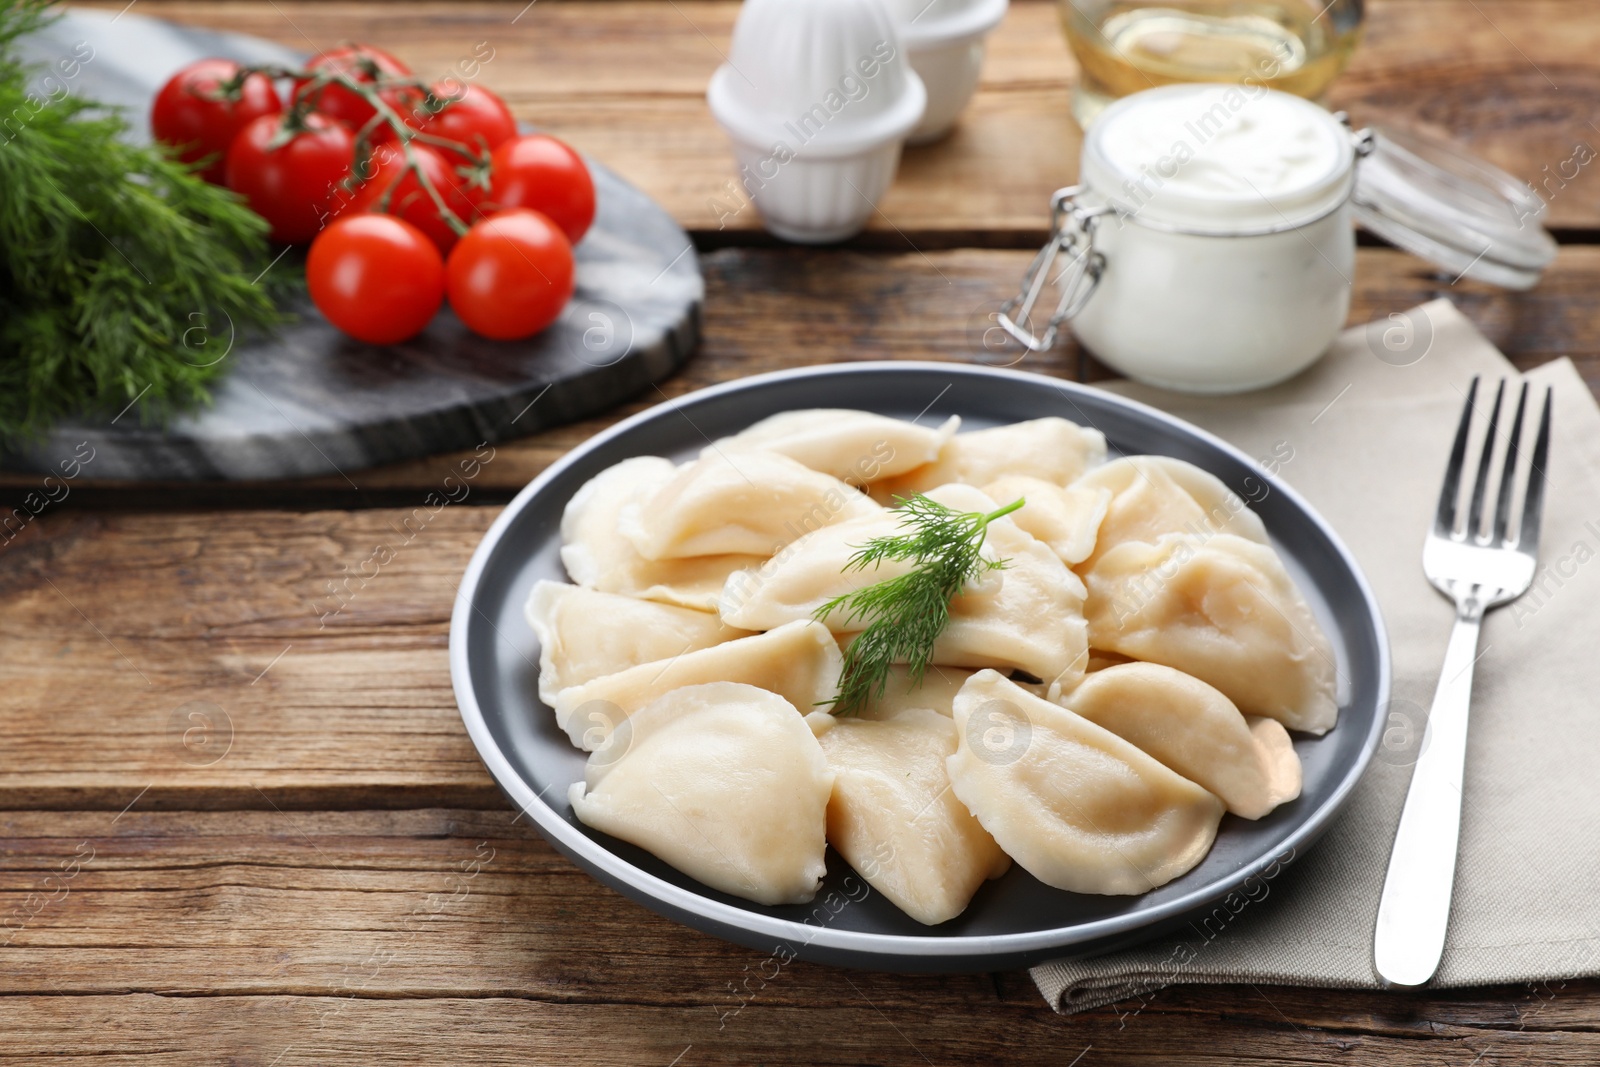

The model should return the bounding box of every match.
[1060,0,1364,127]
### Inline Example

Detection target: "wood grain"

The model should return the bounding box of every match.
[75,0,1600,234]
[11,2,1600,1057]
[0,508,498,809]
[9,245,1599,500]
[4,808,1599,1065]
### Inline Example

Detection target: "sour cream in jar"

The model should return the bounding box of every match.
[1071,84,1356,393]
[998,83,1555,393]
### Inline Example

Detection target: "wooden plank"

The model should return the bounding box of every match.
[6,245,1598,500]
[0,508,499,809]
[8,993,1595,1066]
[3,809,1598,1064]
[77,1,1600,232]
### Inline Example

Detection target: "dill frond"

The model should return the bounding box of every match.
[816,493,1025,715]
[0,0,293,443]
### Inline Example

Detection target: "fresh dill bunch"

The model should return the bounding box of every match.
[816,494,1025,716]
[0,0,294,443]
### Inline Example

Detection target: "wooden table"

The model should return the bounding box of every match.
[6,1,1600,1062]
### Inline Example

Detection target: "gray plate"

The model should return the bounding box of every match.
[450,362,1390,972]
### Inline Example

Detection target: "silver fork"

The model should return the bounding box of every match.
[1374,376,1553,987]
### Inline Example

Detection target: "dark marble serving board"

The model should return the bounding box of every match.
[3,10,702,481]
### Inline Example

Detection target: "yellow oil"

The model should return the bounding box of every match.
[1060,1,1363,126]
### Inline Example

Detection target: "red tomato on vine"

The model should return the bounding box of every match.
[487,134,596,244]
[151,58,282,183]
[225,113,355,244]
[308,215,445,345]
[446,209,575,341]
[294,44,414,130]
[404,83,517,165]
[341,142,484,254]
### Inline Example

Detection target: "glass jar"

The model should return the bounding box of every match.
[998,84,1557,394]
[1060,0,1365,127]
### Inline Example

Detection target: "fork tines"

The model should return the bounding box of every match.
[1436,376,1553,549]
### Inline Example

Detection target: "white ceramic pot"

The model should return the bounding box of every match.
[888,0,1007,144]
[707,0,927,243]
[726,138,906,243]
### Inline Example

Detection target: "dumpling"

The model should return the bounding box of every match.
[560,456,764,610]
[720,484,1087,696]
[1061,662,1302,819]
[714,409,961,484]
[946,671,1224,895]
[525,580,748,704]
[1083,533,1338,734]
[1073,455,1268,567]
[873,417,1108,501]
[982,475,1110,566]
[720,510,924,628]
[856,663,974,720]
[551,619,842,750]
[1086,649,1136,672]
[569,683,833,906]
[717,504,1001,632]
[621,449,881,560]
[927,485,1089,697]
[809,708,1009,925]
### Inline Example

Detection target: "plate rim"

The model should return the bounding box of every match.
[449,360,1392,964]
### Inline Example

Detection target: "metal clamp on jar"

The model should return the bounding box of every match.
[1000,84,1557,393]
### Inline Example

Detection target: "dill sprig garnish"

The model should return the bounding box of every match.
[0,0,293,443]
[816,494,1025,716]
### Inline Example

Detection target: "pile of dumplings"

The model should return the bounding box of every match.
[527,408,1338,926]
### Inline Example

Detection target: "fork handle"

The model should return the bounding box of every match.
[1373,603,1484,987]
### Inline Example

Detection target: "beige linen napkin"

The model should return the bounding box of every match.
[1032,299,1600,1013]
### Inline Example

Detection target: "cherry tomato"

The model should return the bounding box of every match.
[446,209,575,341]
[339,142,484,254]
[293,44,412,130]
[151,58,282,184]
[486,134,596,244]
[403,83,517,165]
[308,215,444,345]
[225,113,355,244]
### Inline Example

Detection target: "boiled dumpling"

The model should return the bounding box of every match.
[525,580,748,704]
[720,484,1087,696]
[569,683,833,906]
[717,504,1002,632]
[1061,662,1302,819]
[714,409,960,484]
[947,671,1224,895]
[873,417,1107,501]
[982,475,1110,566]
[1083,533,1338,734]
[621,449,880,560]
[552,619,842,750]
[719,509,931,629]
[809,708,1009,925]
[856,663,974,720]
[1073,455,1268,567]
[1086,649,1136,672]
[561,455,764,610]
[926,485,1089,697]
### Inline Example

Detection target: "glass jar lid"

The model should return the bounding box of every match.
[1351,124,1557,290]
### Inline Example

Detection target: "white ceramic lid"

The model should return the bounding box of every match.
[880,0,1008,50]
[1081,84,1354,235]
[1351,124,1557,290]
[707,0,927,159]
